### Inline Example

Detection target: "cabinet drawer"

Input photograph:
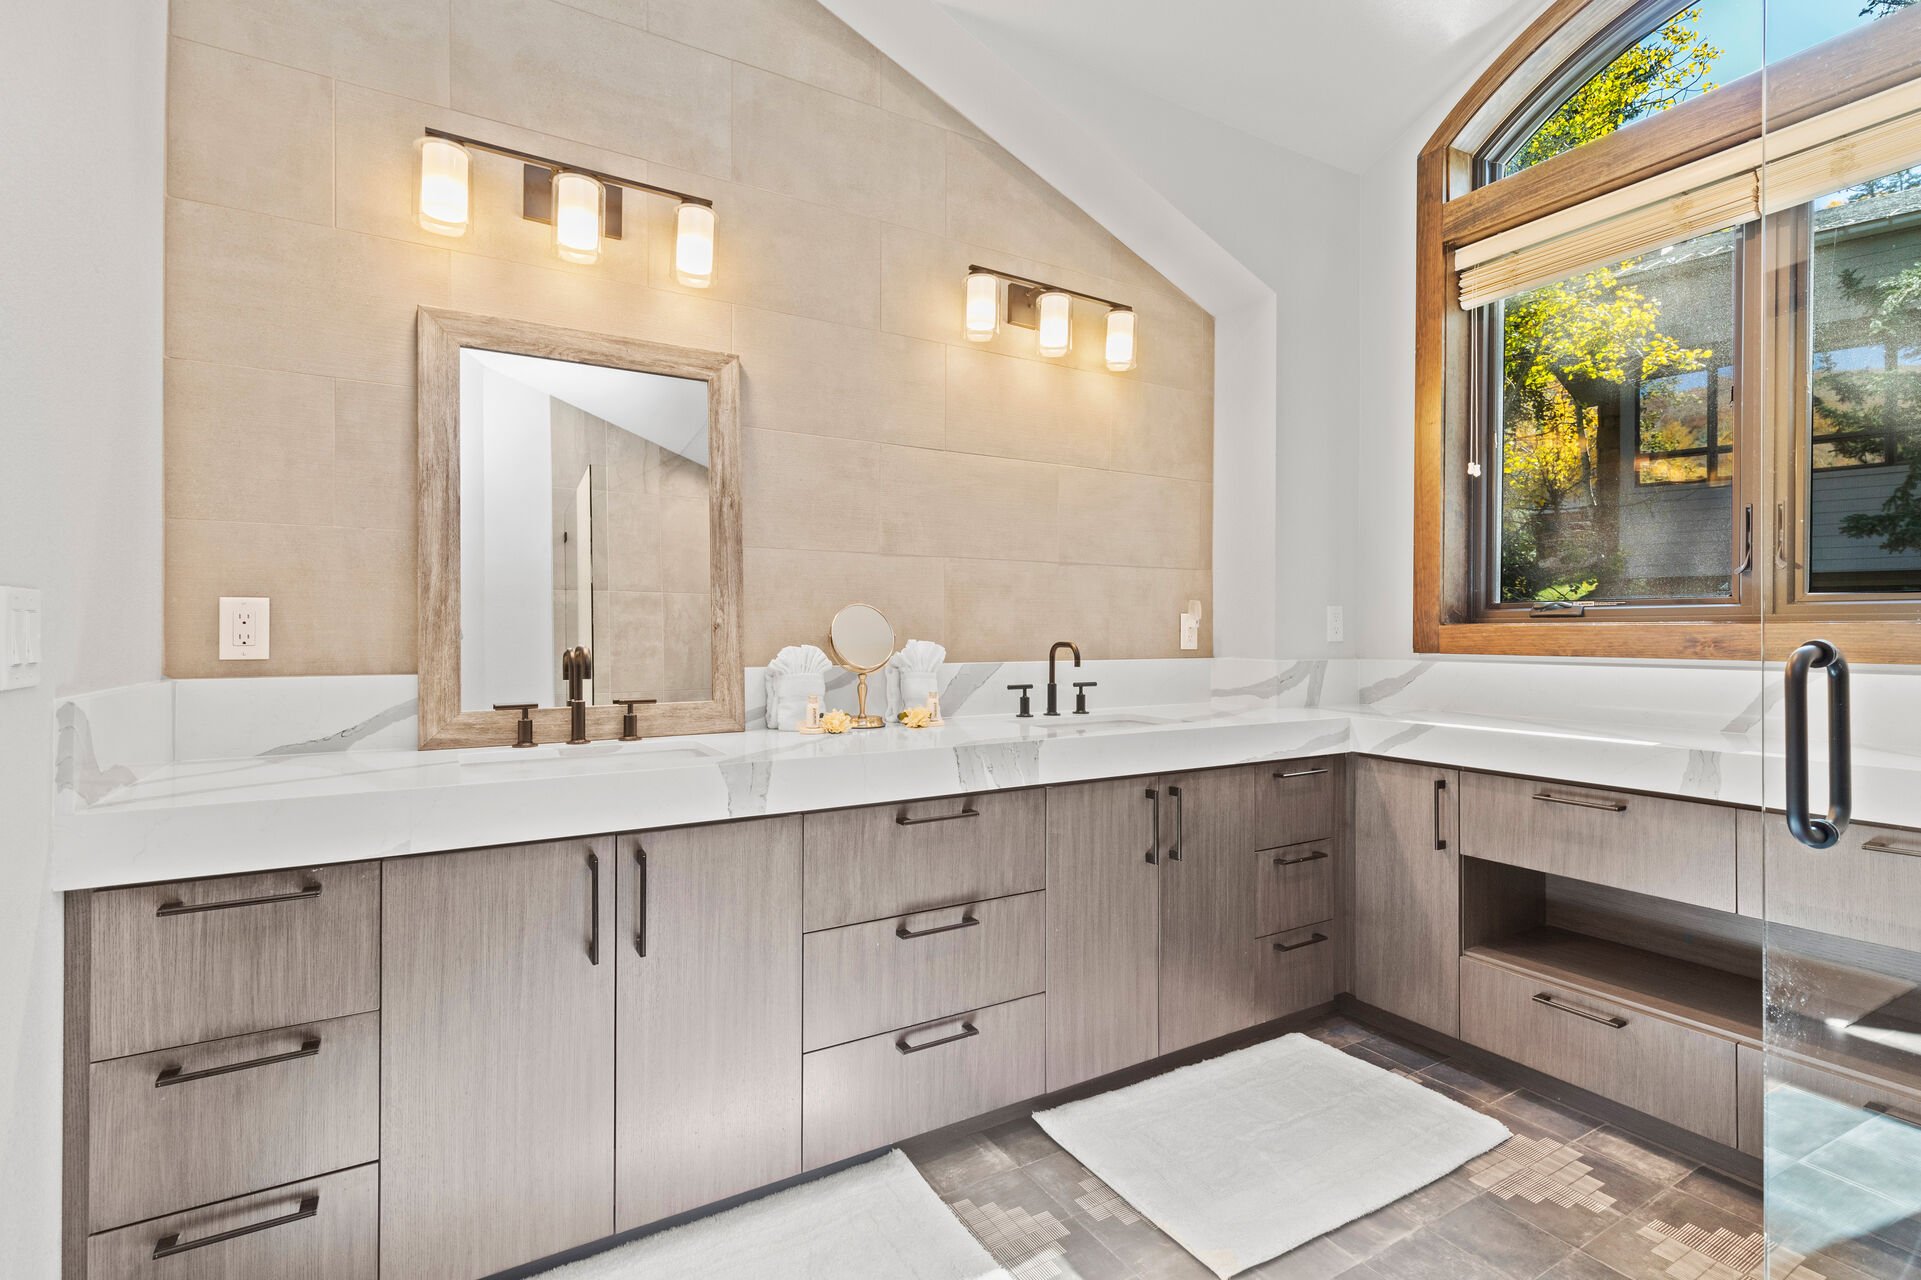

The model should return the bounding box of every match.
[803,892,1044,1052]
[1256,758,1341,848]
[86,1161,377,1280]
[1460,955,1736,1145]
[803,791,1044,932]
[88,1011,378,1232]
[89,863,380,1061]
[1257,922,1338,1021]
[802,994,1045,1169]
[1256,841,1335,937]
[1764,818,1921,951]
[1459,772,1736,911]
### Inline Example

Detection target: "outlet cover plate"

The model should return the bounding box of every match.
[1326,605,1345,644]
[0,587,42,691]
[220,596,270,660]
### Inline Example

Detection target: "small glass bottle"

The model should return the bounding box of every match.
[926,691,943,726]
[798,693,824,734]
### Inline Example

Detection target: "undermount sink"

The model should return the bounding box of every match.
[1022,713,1171,730]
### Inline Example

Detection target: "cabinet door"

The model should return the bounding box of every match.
[617,817,803,1229]
[1352,758,1460,1035]
[1159,766,1267,1054]
[381,839,615,1280]
[1045,778,1162,1090]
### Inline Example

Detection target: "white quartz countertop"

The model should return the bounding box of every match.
[56,686,1921,891]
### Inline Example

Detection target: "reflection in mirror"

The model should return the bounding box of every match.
[828,603,896,672]
[457,349,712,712]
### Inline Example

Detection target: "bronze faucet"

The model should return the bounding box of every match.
[1046,640,1082,716]
[562,646,594,744]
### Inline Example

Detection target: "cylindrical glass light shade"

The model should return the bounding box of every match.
[1036,290,1072,358]
[552,171,603,264]
[415,137,470,237]
[1104,308,1137,372]
[675,201,717,288]
[964,270,999,341]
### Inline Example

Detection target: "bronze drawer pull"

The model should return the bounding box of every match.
[896,804,979,827]
[153,1194,319,1259]
[1272,932,1329,953]
[155,882,321,917]
[1867,1101,1921,1130]
[1863,837,1921,858]
[896,1020,980,1055]
[1168,786,1184,861]
[1532,992,1627,1028]
[587,851,602,966]
[1145,788,1161,865]
[896,910,979,940]
[633,845,649,958]
[1273,850,1330,867]
[1532,792,1628,813]
[155,1037,321,1088]
[1274,767,1330,779]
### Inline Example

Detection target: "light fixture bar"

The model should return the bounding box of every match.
[423,127,714,208]
[967,263,1130,313]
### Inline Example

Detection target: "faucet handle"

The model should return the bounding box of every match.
[612,697,656,742]
[492,703,538,748]
[1007,684,1034,719]
[1072,681,1098,715]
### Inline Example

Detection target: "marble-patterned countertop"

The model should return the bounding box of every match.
[58,687,1916,892]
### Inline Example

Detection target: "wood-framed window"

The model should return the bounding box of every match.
[1415,0,1921,662]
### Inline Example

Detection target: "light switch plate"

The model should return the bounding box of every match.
[0,587,41,690]
[220,596,270,660]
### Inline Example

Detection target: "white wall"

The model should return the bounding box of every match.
[0,0,166,1271]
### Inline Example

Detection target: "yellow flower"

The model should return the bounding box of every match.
[819,710,853,734]
[900,706,933,729]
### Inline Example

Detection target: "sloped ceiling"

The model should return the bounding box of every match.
[934,0,1549,172]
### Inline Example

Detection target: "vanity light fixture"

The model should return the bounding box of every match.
[416,127,716,281]
[965,265,1136,370]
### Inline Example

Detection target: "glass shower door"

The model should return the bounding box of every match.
[1761,5,1921,1273]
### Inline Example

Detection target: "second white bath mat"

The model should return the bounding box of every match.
[1033,1033,1511,1277]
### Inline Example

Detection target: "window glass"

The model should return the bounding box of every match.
[1495,227,1739,604]
[1805,170,1921,593]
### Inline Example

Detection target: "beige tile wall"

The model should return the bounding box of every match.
[163,0,1214,677]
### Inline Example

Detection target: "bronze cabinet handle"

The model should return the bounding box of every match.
[156,882,321,917]
[896,1019,980,1055]
[1867,1101,1921,1130]
[587,851,601,966]
[1145,787,1160,865]
[1272,932,1329,953]
[153,1194,319,1259]
[896,910,979,940]
[1532,792,1628,813]
[1167,786,1184,861]
[155,1037,320,1088]
[1273,850,1330,867]
[633,845,649,958]
[1433,777,1448,851]
[896,804,979,827]
[1274,767,1330,779]
[1863,837,1921,858]
[1532,992,1627,1028]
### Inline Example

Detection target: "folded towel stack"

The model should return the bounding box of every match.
[764,644,832,731]
[886,640,946,717]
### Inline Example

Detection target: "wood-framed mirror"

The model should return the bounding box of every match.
[415,307,744,748]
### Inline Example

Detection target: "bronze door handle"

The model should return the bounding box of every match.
[153,1195,320,1259]
[155,1038,321,1088]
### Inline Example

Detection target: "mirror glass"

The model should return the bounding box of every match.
[828,603,896,672]
[456,348,713,711]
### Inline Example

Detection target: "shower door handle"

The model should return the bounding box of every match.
[1785,639,1851,850]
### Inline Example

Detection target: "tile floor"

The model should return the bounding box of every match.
[899,1013,1921,1280]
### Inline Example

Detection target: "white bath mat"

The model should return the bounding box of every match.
[1033,1033,1511,1277]
[536,1149,1010,1279]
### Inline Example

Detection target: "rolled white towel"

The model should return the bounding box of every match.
[765,644,832,730]
[886,640,946,716]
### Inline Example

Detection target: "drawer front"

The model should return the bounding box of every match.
[1257,922,1338,1021]
[1460,956,1736,1146]
[802,994,1045,1169]
[1255,841,1335,937]
[89,1011,379,1232]
[1764,818,1921,952]
[1257,758,1342,849]
[803,891,1045,1052]
[90,863,380,1061]
[1459,772,1737,912]
[86,1161,377,1280]
[803,791,1045,932]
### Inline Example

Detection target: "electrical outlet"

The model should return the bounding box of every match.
[0,587,41,691]
[220,596,270,660]
[1179,598,1202,651]
[1325,605,1345,644]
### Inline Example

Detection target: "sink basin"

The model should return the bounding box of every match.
[1021,713,1172,731]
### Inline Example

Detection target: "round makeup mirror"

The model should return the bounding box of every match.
[828,603,895,728]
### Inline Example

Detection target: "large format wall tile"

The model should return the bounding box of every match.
[163,0,1215,675]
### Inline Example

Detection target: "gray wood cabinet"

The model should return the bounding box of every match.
[1158,766,1267,1053]
[1045,778,1162,1090]
[380,838,615,1280]
[1352,757,1461,1035]
[617,818,803,1229]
